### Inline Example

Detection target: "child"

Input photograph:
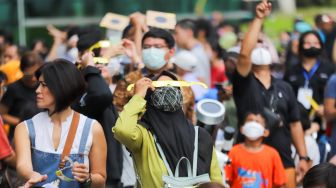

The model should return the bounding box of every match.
[225,112,286,188]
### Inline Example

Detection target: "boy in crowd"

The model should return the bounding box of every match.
[225,112,286,188]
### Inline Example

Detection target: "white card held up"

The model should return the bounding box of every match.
[146,10,176,30]
[100,13,130,31]
[297,87,313,110]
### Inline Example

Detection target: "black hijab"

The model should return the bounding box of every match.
[140,71,213,177]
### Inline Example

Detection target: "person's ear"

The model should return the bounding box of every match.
[165,48,175,62]
[263,129,270,137]
[240,126,244,134]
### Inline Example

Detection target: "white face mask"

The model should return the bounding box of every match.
[251,47,272,65]
[242,121,265,141]
[142,48,167,70]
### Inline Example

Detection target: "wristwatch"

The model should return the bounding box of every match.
[81,173,92,188]
[299,156,311,162]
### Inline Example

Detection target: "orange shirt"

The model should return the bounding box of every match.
[225,144,286,188]
[0,60,23,85]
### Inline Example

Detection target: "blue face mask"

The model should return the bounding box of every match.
[142,48,167,70]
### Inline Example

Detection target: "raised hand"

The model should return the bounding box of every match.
[47,25,66,43]
[134,77,155,98]
[256,0,272,19]
[129,12,146,28]
[79,51,95,67]
[122,39,140,62]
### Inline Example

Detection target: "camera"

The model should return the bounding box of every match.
[263,107,283,131]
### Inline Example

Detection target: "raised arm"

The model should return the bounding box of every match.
[112,77,154,152]
[45,25,66,62]
[72,52,113,118]
[237,0,271,77]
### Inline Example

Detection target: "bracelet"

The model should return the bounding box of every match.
[299,156,311,162]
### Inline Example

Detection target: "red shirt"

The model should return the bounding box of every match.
[211,63,227,88]
[225,144,286,188]
[0,117,12,160]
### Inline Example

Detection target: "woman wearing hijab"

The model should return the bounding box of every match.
[113,71,222,187]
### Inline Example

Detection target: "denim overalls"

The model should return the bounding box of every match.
[26,117,93,188]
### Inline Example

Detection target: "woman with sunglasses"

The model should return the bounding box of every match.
[14,58,107,188]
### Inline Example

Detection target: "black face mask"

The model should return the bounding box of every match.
[302,47,322,58]
[151,86,183,112]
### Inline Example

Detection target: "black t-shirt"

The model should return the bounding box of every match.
[72,66,122,184]
[232,70,300,168]
[1,80,40,124]
[284,60,335,129]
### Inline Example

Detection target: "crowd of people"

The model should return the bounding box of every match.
[1,0,336,187]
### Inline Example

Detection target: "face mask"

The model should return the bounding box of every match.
[151,86,183,112]
[142,48,167,70]
[219,32,237,50]
[280,41,288,49]
[242,121,265,141]
[107,58,121,76]
[251,48,272,65]
[302,47,322,58]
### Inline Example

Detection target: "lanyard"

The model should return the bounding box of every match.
[302,61,320,87]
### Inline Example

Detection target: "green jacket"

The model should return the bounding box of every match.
[113,94,223,188]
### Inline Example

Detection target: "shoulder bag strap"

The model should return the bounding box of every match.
[59,112,80,168]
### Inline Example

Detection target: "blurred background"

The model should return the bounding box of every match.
[1,0,335,46]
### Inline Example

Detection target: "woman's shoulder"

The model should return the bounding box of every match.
[29,111,50,123]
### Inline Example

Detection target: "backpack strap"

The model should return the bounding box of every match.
[153,134,174,177]
[192,126,199,177]
[174,157,192,178]
[153,126,200,178]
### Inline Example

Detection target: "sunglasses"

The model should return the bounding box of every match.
[55,156,75,182]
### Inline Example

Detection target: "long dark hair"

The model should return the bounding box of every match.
[298,31,325,58]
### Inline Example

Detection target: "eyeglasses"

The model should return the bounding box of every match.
[38,81,47,87]
[55,156,75,182]
[142,44,168,49]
